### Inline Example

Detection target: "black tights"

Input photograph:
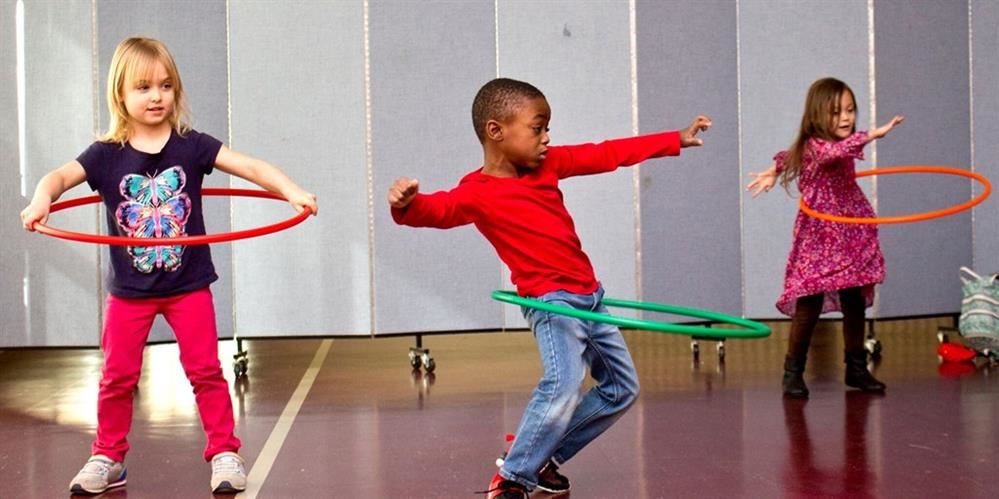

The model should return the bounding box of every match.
[786,287,867,360]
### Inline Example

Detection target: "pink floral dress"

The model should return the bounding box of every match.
[774,131,885,316]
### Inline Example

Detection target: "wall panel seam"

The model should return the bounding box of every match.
[867,0,879,319]
[495,0,506,331]
[92,0,104,340]
[968,0,976,269]
[224,0,239,340]
[629,0,641,303]
[736,0,745,317]
[364,0,376,337]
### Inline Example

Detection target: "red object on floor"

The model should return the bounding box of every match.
[937,342,977,362]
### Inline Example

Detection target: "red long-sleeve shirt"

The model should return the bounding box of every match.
[392,131,682,297]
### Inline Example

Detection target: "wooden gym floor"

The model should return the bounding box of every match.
[1,317,995,498]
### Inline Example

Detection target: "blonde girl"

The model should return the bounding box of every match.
[20,36,317,494]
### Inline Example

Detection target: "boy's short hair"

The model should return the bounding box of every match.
[471,78,546,143]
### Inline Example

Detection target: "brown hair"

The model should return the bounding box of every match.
[102,37,191,144]
[779,77,856,190]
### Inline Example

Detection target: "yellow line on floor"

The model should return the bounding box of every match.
[239,339,333,498]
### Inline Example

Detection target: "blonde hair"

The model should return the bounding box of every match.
[102,37,191,144]
[779,77,856,190]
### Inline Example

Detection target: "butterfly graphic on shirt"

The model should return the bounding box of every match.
[120,165,186,205]
[114,166,192,273]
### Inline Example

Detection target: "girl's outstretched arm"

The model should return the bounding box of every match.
[214,146,318,215]
[867,115,904,142]
[20,161,87,230]
[812,116,904,166]
[746,163,778,197]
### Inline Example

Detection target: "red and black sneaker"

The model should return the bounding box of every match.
[537,459,570,494]
[481,473,529,499]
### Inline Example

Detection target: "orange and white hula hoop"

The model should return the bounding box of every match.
[799,166,992,224]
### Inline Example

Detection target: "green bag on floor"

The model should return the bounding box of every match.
[958,266,999,354]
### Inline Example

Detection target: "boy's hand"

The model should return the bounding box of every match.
[20,200,51,231]
[746,164,778,197]
[680,115,712,148]
[388,177,420,208]
[870,115,904,140]
[286,189,318,215]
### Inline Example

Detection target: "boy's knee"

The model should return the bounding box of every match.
[621,379,640,407]
[537,376,582,411]
[607,369,639,409]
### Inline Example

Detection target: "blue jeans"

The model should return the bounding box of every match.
[499,285,640,489]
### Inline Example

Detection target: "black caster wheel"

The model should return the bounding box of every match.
[408,351,421,369]
[233,359,248,378]
[983,349,996,364]
[421,353,436,373]
[864,338,882,359]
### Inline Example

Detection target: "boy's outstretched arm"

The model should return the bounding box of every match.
[679,115,712,148]
[215,146,318,215]
[388,177,419,209]
[552,114,712,178]
[388,177,476,229]
[20,161,87,230]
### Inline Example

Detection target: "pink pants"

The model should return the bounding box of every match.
[93,287,241,462]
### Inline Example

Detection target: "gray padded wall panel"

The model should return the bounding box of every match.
[6,0,101,347]
[1,0,18,346]
[636,0,741,318]
[370,0,500,334]
[1,0,28,347]
[497,0,635,328]
[973,0,999,273]
[875,0,970,317]
[229,1,370,336]
[97,0,232,341]
[4,0,998,348]
[740,0,870,319]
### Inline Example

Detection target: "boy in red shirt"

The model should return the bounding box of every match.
[388,78,710,498]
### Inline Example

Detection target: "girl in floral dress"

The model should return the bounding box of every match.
[747,77,904,398]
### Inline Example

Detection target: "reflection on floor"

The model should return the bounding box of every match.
[1,317,996,498]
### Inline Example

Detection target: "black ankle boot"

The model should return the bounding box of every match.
[782,356,809,398]
[844,351,886,392]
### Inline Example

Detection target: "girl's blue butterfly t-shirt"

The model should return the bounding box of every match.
[77,129,222,298]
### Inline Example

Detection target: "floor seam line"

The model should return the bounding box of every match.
[239,339,333,498]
